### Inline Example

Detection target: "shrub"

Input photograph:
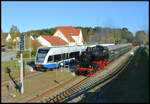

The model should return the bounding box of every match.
[31,50,37,57]
[17,51,30,58]
[17,50,37,58]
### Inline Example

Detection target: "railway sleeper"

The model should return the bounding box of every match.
[49,99,55,103]
[58,92,64,99]
[59,94,65,99]
[48,97,55,103]
[75,87,82,92]
[55,95,60,100]
[70,88,77,93]
[48,96,53,101]
[50,95,57,102]
[68,88,74,92]
[62,92,68,97]
[53,97,57,103]
[56,95,62,100]
[65,90,71,95]
[44,98,49,103]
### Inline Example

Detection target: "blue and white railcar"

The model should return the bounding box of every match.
[34,46,86,71]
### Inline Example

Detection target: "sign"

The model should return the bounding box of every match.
[20,34,25,53]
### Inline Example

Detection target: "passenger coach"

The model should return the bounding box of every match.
[34,46,86,71]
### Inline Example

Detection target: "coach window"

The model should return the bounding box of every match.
[54,54,61,62]
[47,56,53,62]
[73,52,76,58]
[66,53,69,59]
[61,54,65,60]
[70,52,74,58]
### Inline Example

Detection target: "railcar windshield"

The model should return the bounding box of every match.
[36,48,49,63]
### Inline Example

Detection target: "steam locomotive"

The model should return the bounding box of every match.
[76,43,132,76]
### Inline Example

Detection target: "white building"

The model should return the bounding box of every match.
[37,26,84,47]
[53,26,84,46]
[12,34,20,42]
[30,35,34,40]
[6,33,12,42]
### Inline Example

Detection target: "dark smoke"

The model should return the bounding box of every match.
[89,28,109,43]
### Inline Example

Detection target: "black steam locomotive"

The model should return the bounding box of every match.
[76,44,132,76]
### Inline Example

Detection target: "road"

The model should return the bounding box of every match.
[1,50,17,62]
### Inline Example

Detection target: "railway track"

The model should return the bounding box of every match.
[39,48,136,103]
[27,47,137,103]
[47,54,134,103]
[27,57,118,103]
[27,75,83,102]
[2,71,43,87]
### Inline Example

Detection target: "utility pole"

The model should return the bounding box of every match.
[68,46,69,72]
[20,33,25,94]
[30,33,31,60]
[20,52,24,94]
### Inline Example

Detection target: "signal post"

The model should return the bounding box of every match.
[20,33,25,94]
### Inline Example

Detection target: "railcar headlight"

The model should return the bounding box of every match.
[89,65,92,68]
[60,63,64,66]
[130,52,134,56]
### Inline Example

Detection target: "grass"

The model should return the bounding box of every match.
[144,46,149,57]
[1,60,19,72]
[1,58,35,82]
[2,69,75,102]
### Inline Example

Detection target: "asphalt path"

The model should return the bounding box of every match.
[1,50,17,62]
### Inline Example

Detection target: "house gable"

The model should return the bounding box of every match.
[56,26,78,42]
[6,33,12,42]
[53,30,70,43]
[37,36,52,47]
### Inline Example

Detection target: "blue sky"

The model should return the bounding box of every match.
[2,1,149,35]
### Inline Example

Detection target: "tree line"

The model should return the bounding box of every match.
[25,26,149,45]
[2,25,149,46]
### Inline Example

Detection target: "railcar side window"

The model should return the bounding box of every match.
[74,52,79,58]
[61,54,65,60]
[66,53,69,59]
[54,54,61,62]
[70,52,74,58]
[48,56,53,62]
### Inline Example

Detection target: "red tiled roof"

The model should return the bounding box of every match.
[42,35,67,46]
[16,34,20,37]
[56,26,81,42]
[1,42,5,46]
